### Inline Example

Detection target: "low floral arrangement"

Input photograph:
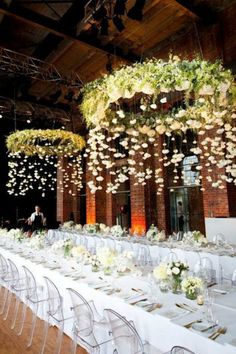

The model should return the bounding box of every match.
[181,276,203,300]
[115,251,134,273]
[99,223,110,234]
[167,261,189,277]
[89,255,101,271]
[28,233,45,249]
[153,262,169,281]
[71,245,87,259]
[96,247,117,269]
[146,224,166,242]
[61,221,75,230]
[8,228,25,242]
[110,225,124,238]
[74,224,83,232]
[182,231,207,246]
[51,238,74,257]
[0,228,8,237]
[83,223,99,234]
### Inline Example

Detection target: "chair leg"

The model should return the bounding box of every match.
[27,303,38,347]
[40,317,49,354]
[17,302,27,336]
[54,322,64,354]
[0,286,9,315]
[71,331,77,354]
[11,293,21,329]
[3,290,13,320]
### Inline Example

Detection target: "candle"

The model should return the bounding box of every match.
[197,294,204,305]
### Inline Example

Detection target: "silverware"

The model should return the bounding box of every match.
[184,319,202,329]
[209,327,227,340]
[175,303,193,312]
[200,323,218,333]
[147,303,162,312]
[131,298,148,305]
[132,287,143,293]
[183,303,197,312]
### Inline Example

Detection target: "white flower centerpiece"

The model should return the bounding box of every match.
[182,231,207,247]
[28,233,45,249]
[74,224,83,232]
[51,238,73,257]
[181,276,203,300]
[83,223,99,234]
[8,228,25,242]
[110,225,124,238]
[61,221,75,230]
[71,245,89,262]
[99,223,110,235]
[96,247,117,275]
[146,224,166,242]
[115,251,134,275]
[89,255,101,272]
[153,262,169,292]
[167,261,189,294]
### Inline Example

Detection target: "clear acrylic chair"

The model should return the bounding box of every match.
[163,251,178,263]
[104,308,162,354]
[232,269,236,286]
[2,258,27,323]
[67,288,113,354]
[169,346,195,354]
[40,276,71,354]
[0,253,10,314]
[15,266,46,348]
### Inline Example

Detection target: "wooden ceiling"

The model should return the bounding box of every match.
[0,0,235,107]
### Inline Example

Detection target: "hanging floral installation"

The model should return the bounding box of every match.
[80,56,236,194]
[6,129,85,197]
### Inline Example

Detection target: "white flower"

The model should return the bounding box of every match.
[140,104,147,111]
[160,97,167,103]
[172,267,180,275]
[153,263,168,280]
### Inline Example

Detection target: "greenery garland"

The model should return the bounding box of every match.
[80,56,236,128]
[6,129,85,156]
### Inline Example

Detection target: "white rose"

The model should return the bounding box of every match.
[172,267,180,275]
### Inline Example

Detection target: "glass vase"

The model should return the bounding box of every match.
[92,265,99,272]
[159,279,169,293]
[104,267,112,275]
[185,290,197,300]
[172,276,182,294]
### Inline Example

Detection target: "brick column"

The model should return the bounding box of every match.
[96,170,106,223]
[85,165,96,224]
[130,157,146,234]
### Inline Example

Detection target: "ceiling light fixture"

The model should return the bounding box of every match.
[127,0,146,21]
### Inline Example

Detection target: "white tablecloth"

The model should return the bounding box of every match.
[1,245,236,354]
[47,230,236,278]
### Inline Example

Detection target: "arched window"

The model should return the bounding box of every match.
[182,155,199,186]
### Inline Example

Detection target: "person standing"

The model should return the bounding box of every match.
[28,205,46,232]
[177,201,184,232]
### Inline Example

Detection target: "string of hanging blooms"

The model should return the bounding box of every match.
[80,56,236,194]
[6,129,85,197]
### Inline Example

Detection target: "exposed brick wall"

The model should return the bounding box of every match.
[85,163,96,224]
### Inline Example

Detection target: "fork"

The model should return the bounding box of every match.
[209,327,227,340]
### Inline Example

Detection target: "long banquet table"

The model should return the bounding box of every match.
[1,243,236,354]
[47,229,236,278]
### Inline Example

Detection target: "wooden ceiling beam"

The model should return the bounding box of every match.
[171,0,217,24]
[0,3,140,62]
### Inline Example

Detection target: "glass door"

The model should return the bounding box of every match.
[169,186,205,234]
